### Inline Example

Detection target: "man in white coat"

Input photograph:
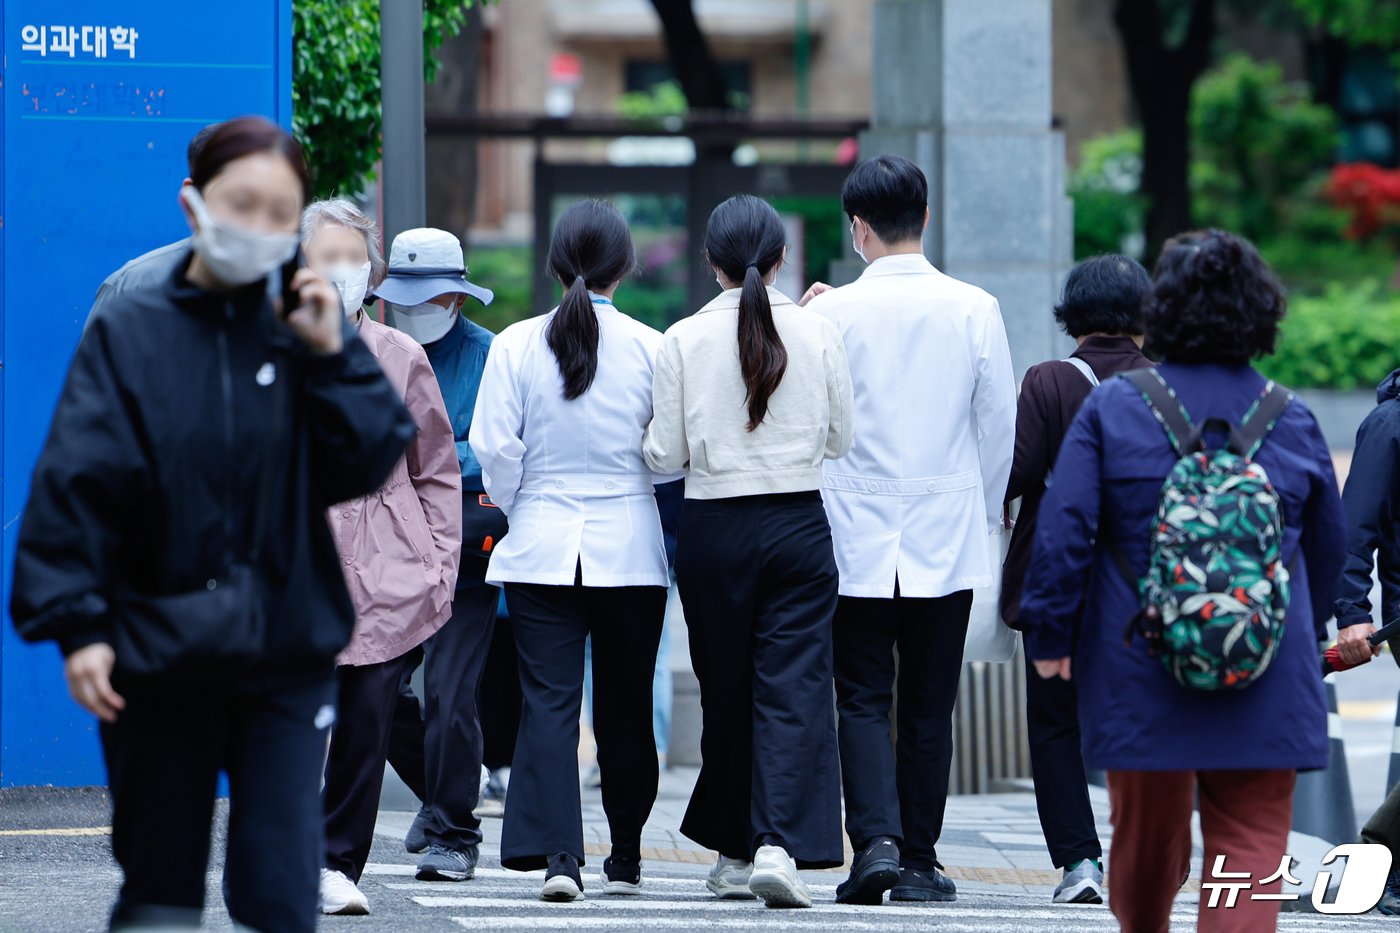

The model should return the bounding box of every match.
[806,155,1016,906]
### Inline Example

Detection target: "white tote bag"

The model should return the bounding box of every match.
[963,525,1018,663]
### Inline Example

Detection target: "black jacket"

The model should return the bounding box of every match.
[1336,369,1400,631]
[11,254,416,677]
[1000,335,1153,627]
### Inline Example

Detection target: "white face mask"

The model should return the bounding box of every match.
[182,187,300,286]
[851,218,868,264]
[394,301,459,344]
[327,261,372,317]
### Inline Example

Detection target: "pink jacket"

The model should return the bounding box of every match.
[332,317,462,666]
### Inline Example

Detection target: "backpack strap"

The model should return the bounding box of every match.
[1063,357,1100,388]
[1122,368,1196,457]
[1230,381,1294,460]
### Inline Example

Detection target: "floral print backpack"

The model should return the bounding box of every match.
[1114,368,1294,691]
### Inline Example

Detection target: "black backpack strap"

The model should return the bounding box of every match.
[1122,368,1196,457]
[1230,381,1294,460]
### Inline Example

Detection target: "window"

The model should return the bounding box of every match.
[624,60,752,110]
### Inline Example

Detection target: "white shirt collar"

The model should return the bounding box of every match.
[697,285,797,315]
[859,253,938,278]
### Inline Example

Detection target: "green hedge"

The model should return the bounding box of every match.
[1260,280,1400,390]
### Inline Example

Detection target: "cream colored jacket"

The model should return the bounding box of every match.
[643,286,854,499]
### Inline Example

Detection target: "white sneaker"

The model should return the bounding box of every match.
[706,855,757,900]
[748,846,812,909]
[319,868,370,915]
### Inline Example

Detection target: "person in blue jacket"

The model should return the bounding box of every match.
[1019,230,1346,933]
[371,227,500,885]
[1335,368,1400,657]
[1335,368,1400,914]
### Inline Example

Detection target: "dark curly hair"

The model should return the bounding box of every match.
[1142,230,1286,364]
[1054,254,1150,338]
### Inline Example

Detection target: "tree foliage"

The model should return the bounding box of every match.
[1191,54,1338,241]
[292,0,479,199]
[1292,0,1400,46]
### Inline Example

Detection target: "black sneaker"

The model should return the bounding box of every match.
[836,837,902,905]
[541,852,584,902]
[890,865,957,902]
[404,804,432,855]
[601,854,642,896]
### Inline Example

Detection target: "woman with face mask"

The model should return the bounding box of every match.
[300,199,463,916]
[9,117,416,933]
[643,195,855,909]
[470,199,674,902]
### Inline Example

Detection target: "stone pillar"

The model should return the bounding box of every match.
[835,0,1074,376]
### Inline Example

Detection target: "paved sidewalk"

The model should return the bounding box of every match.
[353,766,1394,931]
[2,769,1395,931]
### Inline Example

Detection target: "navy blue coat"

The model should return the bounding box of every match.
[1020,362,1346,771]
[1336,369,1400,632]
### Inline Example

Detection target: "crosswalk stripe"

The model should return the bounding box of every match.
[368,862,1394,929]
[444,918,1120,931]
[410,894,1126,919]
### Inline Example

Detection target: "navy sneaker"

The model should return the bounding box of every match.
[601,854,642,895]
[836,837,902,905]
[890,865,957,902]
[542,852,584,902]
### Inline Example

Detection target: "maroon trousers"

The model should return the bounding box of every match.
[1107,769,1297,933]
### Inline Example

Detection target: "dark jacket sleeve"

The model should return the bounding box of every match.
[1007,365,1052,503]
[1298,410,1347,641]
[11,322,150,655]
[304,325,417,507]
[1020,390,1106,660]
[1336,402,1400,629]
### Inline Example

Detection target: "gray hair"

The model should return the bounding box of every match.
[301,198,387,288]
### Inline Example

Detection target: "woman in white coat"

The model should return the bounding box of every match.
[643,195,855,909]
[470,199,670,903]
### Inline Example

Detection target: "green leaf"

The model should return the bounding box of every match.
[294,0,490,198]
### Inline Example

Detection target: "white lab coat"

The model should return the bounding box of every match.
[808,254,1016,598]
[469,298,674,588]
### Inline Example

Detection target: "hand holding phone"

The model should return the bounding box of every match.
[276,249,344,356]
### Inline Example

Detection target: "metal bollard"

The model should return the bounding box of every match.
[1291,675,1357,844]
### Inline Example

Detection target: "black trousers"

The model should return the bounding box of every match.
[480,603,523,772]
[500,577,666,870]
[101,671,335,933]
[833,589,972,871]
[1024,651,1103,868]
[395,580,500,850]
[677,492,844,869]
[323,653,418,882]
[388,649,428,802]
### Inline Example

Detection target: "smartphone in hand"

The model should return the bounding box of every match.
[278,246,306,320]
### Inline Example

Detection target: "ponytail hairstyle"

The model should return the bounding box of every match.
[546,199,637,399]
[704,195,788,431]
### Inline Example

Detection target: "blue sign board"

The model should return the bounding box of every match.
[1,1,292,785]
